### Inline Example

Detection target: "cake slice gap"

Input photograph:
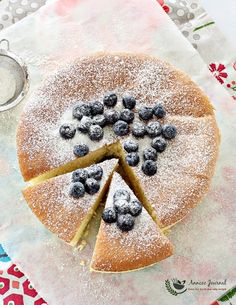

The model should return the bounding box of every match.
[23,158,119,246]
[90,172,174,273]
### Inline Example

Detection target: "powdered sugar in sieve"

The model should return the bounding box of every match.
[0,39,29,112]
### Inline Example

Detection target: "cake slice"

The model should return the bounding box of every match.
[23,159,119,246]
[90,172,173,272]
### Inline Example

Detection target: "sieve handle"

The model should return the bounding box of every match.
[0,39,10,51]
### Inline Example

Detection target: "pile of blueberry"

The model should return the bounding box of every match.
[59,92,137,157]
[69,164,103,198]
[59,92,177,177]
[102,189,142,232]
[122,103,176,176]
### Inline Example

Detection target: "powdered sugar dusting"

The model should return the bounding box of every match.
[131,114,219,227]
[18,53,219,229]
[91,172,173,271]
[17,53,214,178]
[24,159,118,242]
[106,172,169,247]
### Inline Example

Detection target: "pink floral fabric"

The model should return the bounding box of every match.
[157,0,236,101]
[0,264,48,305]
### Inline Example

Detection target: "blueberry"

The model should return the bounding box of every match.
[162,124,177,139]
[59,123,76,139]
[122,95,136,109]
[88,125,104,141]
[153,103,166,118]
[120,109,134,123]
[138,106,153,121]
[104,109,120,124]
[113,120,129,136]
[72,106,83,120]
[72,102,91,119]
[129,199,142,217]
[114,199,130,214]
[117,214,135,231]
[143,147,157,161]
[77,116,92,133]
[72,168,88,183]
[146,121,162,138]
[151,137,167,152]
[142,160,157,176]
[92,114,107,127]
[69,182,85,198]
[103,92,117,107]
[102,207,117,223]
[87,164,103,180]
[85,178,100,194]
[123,140,139,153]
[113,189,131,202]
[132,122,146,138]
[91,101,104,115]
[126,152,140,167]
[73,144,89,157]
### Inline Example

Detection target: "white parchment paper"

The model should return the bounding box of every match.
[0,0,235,304]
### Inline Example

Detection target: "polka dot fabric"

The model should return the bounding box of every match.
[0,0,46,30]
[157,0,236,100]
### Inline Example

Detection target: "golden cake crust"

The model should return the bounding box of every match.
[91,221,173,272]
[17,53,220,229]
[122,115,220,228]
[91,173,173,272]
[17,52,215,181]
[23,159,118,244]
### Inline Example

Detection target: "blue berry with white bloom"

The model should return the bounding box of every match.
[132,122,146,138]
[69,182,85,198]
[126,152,140,166]
[122,95,136,109]
[146,121,162,138]
[104,109,120,124]
[123,140,139,152]
[142,160,157,176]
[85,178,100,194]
[151,136,167,152]
[113,120,129,136]
[162,124,177,139]
[139,106,153,121]
[73,144,89,157]
[120,109,134,123]
[153,103,166,118]
[88,124,104,141]
[103,92,117,107]
[143,147,157,161]
[91,101,104,115]
[102,207,117,223]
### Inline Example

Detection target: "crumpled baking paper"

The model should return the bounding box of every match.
[0,0,235,304]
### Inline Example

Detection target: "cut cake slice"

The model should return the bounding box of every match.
[90,172,173,272]
[23,159,119,246]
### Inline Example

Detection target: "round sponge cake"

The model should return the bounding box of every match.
[17,53,220,229]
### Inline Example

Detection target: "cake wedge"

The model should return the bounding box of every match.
[90,172,173,272]
[23,159,119,246]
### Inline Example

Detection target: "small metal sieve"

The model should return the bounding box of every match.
[0,39,29,112]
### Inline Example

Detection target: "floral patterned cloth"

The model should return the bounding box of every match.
[157,0,236,100]
[0,0,235,304]
[0,245,48,304]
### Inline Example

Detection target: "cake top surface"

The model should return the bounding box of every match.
[103,172,168,247]
[23,158,118,242]
[17,53,214,181]
[91,172,173,271]
[18,53,219,231]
